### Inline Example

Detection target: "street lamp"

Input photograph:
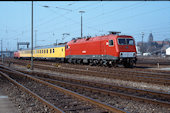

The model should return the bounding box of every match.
[31,1,34,70]
[1,40,3,64]
[42,5,72,45]
[141,32,144,56]
[42,5,72,12]
[79,11,85,38]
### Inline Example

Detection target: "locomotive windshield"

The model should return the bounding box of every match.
[118,38,134,45]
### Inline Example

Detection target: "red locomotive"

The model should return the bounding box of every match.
[65,32,137,67]
[14,32,137,68]
[14,51,20,59]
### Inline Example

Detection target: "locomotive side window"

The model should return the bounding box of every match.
[66,45,69,49]
[53,48,55,53]
[47,49,48,53]
[109,40,114,46]
[50,49,52,53]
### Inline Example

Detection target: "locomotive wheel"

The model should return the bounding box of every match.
[123,60,134,68]
[77,59,82,64]
[72,59,77,64]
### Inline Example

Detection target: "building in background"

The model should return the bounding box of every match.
[166,47,170,56]
[137,33,170,56]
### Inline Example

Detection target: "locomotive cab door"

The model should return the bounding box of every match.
[65,45,71,57]
[106,39,115,57]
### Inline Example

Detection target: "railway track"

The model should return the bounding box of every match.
[8,68,170,107]
[0,65,126,113]
[4,58,170,75]
[0,65,170,113]
[5,58,170,78]
[3,59,170,86]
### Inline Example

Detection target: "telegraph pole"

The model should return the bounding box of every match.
[141,32,144,56]
[31,1,34,70]
[79,11,85,38]
[1,40,3,64]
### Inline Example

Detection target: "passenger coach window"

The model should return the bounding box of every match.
[47,49,48,53]
[50,49,52,53]
[53,49,55,53]
[109,40,114,46]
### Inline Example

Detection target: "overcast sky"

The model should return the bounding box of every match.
[0,1,170,51]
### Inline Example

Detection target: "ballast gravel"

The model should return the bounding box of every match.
[0,75,55,113]
[8,64,170,113]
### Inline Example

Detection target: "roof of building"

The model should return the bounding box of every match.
[153,41,170,45]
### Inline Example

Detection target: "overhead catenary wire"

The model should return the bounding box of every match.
[34,2,96,29]
[5,2,153,40]
[36,2,148,39]
[2,1,170,50]
[84,2,145,24]
[87,6,170,32]
[6,2,77,40]
[37,2,143,32]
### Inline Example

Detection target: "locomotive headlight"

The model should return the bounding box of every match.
[120,53,123,56]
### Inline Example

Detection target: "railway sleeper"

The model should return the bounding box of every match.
[64,106,93,112]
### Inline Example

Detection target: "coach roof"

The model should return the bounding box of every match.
[19,44,65,51]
